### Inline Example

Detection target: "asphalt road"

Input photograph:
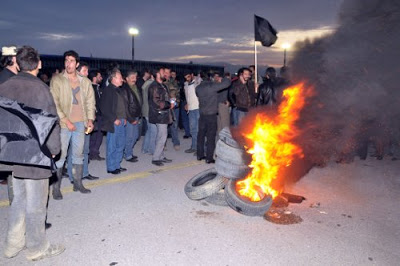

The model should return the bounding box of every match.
[0,133,399,265]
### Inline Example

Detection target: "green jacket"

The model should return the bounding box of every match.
[164,78,180,104]
[50,71,96,128]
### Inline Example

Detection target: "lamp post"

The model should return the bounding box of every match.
[128,27,139,68]
[281,42,291,67]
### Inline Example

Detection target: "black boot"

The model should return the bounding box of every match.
[52,168,63,200]
[72,164,91,194]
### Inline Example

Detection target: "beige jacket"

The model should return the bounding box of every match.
[50,71,96,128]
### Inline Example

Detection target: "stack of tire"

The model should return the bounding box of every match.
[184,127,273,216]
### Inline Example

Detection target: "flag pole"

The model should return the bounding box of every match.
[254,40,258,93]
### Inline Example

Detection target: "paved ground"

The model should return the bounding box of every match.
[0,133,399,265]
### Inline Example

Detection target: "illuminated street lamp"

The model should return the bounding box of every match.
[128,27,139,67]
[281,42,291,67]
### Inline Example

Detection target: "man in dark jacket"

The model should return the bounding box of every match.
[0,46,19,192]
[88,70,105,161]
[195,73,231,163]
[148,67,174,166]
[100,68,127,174]
[257,67,277,106]
[122,70,142,162]
[230,67,256,125]
[0,46,65,261]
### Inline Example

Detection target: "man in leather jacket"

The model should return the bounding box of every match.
[257,67,277,106]
[122,70,142,163]
[148,67,174,166]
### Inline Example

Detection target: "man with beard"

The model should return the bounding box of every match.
[123,70,142,163]
[183,70,202,154]
[148,67,174,166]
[164,67,181,151]
[230,67,256,125]
[50,50,95,199]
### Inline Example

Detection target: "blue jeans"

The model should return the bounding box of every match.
[5,176,49,257]
[180,102,190,136]
[141,117,156,155]
[237,110,247,125]
[169,108,180,146]
[231,107,239,126]
[125,122,140,160]
[106,119,126,172]
[188,109,200,150]
[56,122,85,169]
[67,133,90,180]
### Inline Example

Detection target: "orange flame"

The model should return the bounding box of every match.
[236,83,310,201]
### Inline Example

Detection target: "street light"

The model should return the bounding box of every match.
[281,42,291,67]
[128,27,139,68]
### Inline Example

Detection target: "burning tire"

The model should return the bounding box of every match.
[215,140,251,165]
[218,127,242,149]
[184,168,227,200]
[204,188,228,206]
[224,179,273,216]
[215,157,251,180]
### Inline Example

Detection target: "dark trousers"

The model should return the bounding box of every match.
[89,117,104,157]
[197,114,217,160]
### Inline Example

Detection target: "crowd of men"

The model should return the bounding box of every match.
[0,45,287,261]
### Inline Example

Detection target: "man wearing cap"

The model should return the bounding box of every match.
[0,46,19,84]
[0,46,20,199]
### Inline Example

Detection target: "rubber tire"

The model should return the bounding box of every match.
[215,140,251,165]
[184,168,227,200]
[215,157,251,180]
[204,188,228,206]
[218,127,242,149]
[225,179,273,216]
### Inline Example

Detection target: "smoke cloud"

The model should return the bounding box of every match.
[290,0,400,164]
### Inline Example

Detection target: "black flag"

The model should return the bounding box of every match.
[254,15,278,47]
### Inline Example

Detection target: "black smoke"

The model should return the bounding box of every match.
[290,0,400,164]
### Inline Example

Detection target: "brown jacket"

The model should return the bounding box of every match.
[231,79,256,112]
[50,71,96,128]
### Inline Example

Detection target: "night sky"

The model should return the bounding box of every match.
[0,0,343,67]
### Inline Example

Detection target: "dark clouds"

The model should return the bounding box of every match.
[0,0,341,65]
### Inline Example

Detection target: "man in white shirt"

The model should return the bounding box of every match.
[183,70,202,154]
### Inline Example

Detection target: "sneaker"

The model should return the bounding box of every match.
[26,244,65,261]
[185,148,196,153]
[183,135,191,139]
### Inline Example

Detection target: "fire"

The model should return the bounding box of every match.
[236,83,310,201]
